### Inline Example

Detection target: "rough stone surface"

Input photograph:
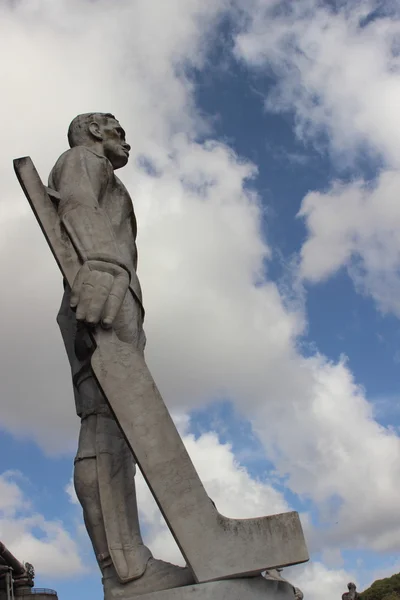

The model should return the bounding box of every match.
[13,113,308,594]
[15,154,308,582]
[129,577,296,600]
[342,583,360,600]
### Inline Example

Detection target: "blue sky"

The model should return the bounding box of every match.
[1,1,400,599]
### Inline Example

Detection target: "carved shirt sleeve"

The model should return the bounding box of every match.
[48,146,127,270]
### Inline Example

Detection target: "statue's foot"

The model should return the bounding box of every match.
[103,558,195,599]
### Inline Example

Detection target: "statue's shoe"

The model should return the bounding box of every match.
[103,558,195,599]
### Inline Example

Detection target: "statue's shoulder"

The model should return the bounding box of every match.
[49,147,112,188]
[54,146,107,168]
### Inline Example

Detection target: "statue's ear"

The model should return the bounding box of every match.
[88,121,103,141]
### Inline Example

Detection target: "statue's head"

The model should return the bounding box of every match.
[348,583,356,590]
[67,112,131,170]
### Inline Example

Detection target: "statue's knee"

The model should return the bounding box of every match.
[74,457,97,500]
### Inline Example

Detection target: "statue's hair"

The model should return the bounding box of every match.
[67,112,116,148]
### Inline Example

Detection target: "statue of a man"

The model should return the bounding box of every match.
[342,583,360,600]
[49,113,194,599]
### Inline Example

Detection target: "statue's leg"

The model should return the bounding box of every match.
[73,378,194,598]
[57,289,149,580]
[58,290,194,597]
[72,376,153,584]
[74,453,111,573]
[97,294,196,596]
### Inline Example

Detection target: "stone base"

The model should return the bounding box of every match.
[130,577,294,600]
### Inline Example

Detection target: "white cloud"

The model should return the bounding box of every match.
[133,140,400,555]
[0,471,84,578]
[0,471,29,517]
[234,0,400,167]
[234,1,400,316]
[298,170,400,315]
[288,561,356,600]
[0,0,234,451]
[64,477,79,506]
[1,0,400,594]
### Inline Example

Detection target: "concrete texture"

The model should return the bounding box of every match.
[129,577,296,600]
[14,154,308,584]
[14,118,308,592]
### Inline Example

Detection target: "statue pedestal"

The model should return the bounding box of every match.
[128,577,294,600]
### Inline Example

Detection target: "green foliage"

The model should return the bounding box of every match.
[360,573,400,600]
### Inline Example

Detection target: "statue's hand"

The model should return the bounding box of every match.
[70,260,130,328]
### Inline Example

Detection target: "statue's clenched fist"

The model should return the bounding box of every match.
[70,260,130,328]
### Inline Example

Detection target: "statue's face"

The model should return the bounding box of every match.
[99,117,131,170]
[348,584,356,591]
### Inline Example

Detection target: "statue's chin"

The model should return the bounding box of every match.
[111,153,129,170]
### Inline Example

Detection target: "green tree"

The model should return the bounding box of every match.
[361,573,400,600]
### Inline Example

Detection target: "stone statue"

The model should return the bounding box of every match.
[24,563,35,586]
[14,113,309,600]
[294,587,304,600]
[48,113,193,598]
[342,583,360,600]
[0,543,36,598]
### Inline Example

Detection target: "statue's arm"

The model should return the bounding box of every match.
[51,147,128,272]
[50,147,129,327]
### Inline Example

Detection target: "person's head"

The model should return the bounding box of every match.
[348,583,356,591]
[67,112,131,170]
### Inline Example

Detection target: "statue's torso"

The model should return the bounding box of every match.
[99,168,139,276]
[49,147,145,420]
[48,146,139,281]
